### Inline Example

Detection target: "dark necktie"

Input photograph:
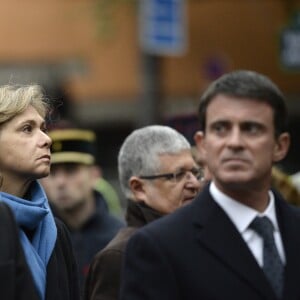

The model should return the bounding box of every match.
[250,216,284,298]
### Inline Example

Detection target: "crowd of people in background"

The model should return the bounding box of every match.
[1,69,300,299]
[39,123,124,295]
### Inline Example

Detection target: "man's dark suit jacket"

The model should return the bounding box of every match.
[120,184,300,300]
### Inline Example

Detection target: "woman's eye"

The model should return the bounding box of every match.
[23,125,32,132]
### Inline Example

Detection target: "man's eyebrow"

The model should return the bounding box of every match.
[209,120,230,125]
[241,120,264,124]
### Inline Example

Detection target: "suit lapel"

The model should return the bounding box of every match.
[274,192,300,299]
[191,187,276,299]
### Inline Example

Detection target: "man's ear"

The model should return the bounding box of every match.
[194,131,207,159]
[273,132,290,162]
[129,176,147,202]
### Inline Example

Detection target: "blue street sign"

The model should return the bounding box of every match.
[139,0,187,56]
[280,28,300,70]
[279,12,300,71]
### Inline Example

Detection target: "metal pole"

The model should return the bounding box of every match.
[136,52,162,127]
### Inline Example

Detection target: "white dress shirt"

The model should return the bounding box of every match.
[210,182,286,266]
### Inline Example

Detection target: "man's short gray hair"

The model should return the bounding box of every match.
[118,125,191,199]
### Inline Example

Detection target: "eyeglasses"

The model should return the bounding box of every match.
[140,167,204,183]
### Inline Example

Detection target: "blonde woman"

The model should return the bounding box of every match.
[0,84,79,300]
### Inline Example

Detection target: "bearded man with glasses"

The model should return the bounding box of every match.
[84,125,203,300]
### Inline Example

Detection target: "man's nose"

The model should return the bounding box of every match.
[227,127,244,148]
[185,171,201,190]
[52,171,67,186]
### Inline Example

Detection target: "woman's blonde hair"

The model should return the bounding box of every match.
[0,84,48,125]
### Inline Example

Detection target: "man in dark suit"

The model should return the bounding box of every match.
[120,70,300,300]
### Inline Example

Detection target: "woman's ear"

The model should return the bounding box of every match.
[273,132,290,162]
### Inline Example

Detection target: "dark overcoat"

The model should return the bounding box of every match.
[120,184,300,300]
[45,218,80,300]
[0,202,80,300]
[84,201,162,300]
